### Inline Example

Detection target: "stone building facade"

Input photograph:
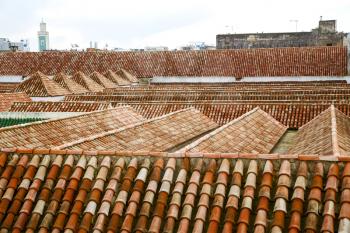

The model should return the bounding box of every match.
[217,19,348,49]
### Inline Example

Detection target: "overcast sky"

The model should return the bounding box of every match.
[1,0,349,51]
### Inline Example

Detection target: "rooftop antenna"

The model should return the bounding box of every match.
[225,25,234,34]
[289,20,298,32]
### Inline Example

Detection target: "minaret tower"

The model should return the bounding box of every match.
[38,19,49,51]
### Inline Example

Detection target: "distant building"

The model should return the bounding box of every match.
[178,42,216,51]
[0,38,29,52]
[217,19,348,49]
[144,46,169,51]
[38,20,49,51]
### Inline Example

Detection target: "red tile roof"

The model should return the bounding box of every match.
[89,71,118,88]
[0,47,346,78]
[116,102,350,129]
[52,73,89,94]
[104,70,131,86]
[290,105,350,156]
[0,83,19,93]
[0,106,145,148]
[14,71,71,97]
[60,108,218,151]
[0,93,31,112]
[115,68,139,83]
[0,152,348,232]
[181,108,287,153]
[70,71,104,92]
[9,101,111,112]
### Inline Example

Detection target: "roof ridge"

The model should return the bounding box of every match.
[298,105,332,130]
[177,107,261,152]
[0,106,134,132]
[0,148,346,161]
[55,107,201,149]
[40,74,71,96]
[331,105,340,156]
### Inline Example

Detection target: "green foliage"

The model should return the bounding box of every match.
[0,118,46,128]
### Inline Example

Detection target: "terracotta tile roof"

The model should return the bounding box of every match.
[0,106,145,148]
[0,93,31,112]
[9,101,111,112]
[60,108,219,151]
[14,71,71,97]
[0,47,346,78]
[89,71,118,88]
[52,73,89,94]
[114,102,350,129]
[104,69,131,86]
[70,71,104,92]
[115,68,139,83]
[0,153,349,232]
[180,108,287,153]
[290,105,350,155]
[0,83,18,93]
[65,89,350,102]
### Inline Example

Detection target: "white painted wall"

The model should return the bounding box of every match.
[31,96,65,101]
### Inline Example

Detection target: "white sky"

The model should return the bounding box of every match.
[1,0,349,51]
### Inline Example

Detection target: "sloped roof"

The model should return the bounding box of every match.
[116,68,138,83]
[52,73,89,94]
[70,71,104,92]
[60,108,218,151]
[9,101,111,112]
[0,152,348,232]
[290,105,350,155]
[0,106,145,148]
[0,83,18,93]
[89,71,118,88]
[0,92,31,112]
[0,47,346,78]
[104,69,131,86]
[180,107,287,153]
[14,71,72,97]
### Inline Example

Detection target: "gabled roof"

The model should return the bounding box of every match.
[70,71,104,92]
[60,108,218,151]
[0,106,145,148]
[290,105,350,155]
[52,73,89,94]
[115,68,138,83]
[0,92,31,111]
[180,107,287,153]
[9,101,111,112]
[14,71,72,97]
[89,71,118,88]
[104,69,131,86]
[115,102,350,128]
[0,152,348,232]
